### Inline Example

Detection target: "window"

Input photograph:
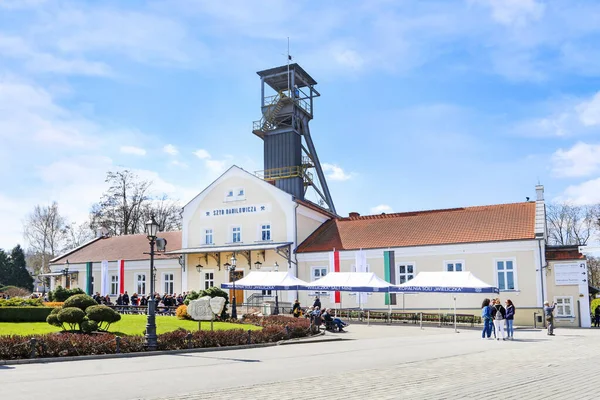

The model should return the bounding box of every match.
[225,188,245,202]
[136,274,146,294]
[496,260,516,291]
[445,261,464,272]
[227,190,234,197]
[163,273,174,294]
[261,289,273,296]
[205,229,213,245]
[232,226,241,243]
[204,272,214,290]
[238,189,244,196]
[311,266,329,295]
[555,297,573,317]
[110,275,119,295]
[261,224,271,241]
[397,263,415,284]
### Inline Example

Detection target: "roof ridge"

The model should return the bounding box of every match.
[343,202,533,221]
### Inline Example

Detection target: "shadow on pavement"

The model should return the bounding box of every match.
[173,353,261,363]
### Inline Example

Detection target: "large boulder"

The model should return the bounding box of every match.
[187,296,214,321]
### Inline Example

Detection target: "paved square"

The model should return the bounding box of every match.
[2,324,599,400]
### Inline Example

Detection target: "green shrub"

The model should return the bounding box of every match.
[50,306,62,315]
[48,286,85,302]
[81,319,99,334]
[0,298,44,307]
[0,307,53,322]
[46,313,61,327]
[57,307,86,331]
[63,294,97,311]
[86,305,121,331]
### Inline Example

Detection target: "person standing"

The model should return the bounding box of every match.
[505,299,515,340]
[492,299,507,341]
[544,301,556,336]
[594,305,600,328]
[313,296,321,309]
[123,291,130,306]
[292,299,302,318]
[481,298,493,339]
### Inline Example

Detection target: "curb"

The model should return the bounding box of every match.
[0,333,344,366]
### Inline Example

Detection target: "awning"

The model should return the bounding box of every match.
[391,272,499,294]
[221,271,308,290]
[166,242,292,255]
[300,272,391,293]
[37,272,69,277]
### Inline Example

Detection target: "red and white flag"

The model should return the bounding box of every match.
[329,249,340,304]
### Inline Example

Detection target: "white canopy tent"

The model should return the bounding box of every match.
[391,272,499,332]
[221,271,308,290]
[299,272,391,309]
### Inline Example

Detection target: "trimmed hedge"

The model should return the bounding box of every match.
[0,298,44,307]
[0,315,313,360]
[0,307,54,322]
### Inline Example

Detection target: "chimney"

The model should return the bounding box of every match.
[535,185,544,201]
[349,212,360,218]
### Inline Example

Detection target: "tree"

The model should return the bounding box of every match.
[588,256,600,288]
[62,222,95,251]
[90,169,181,236]
[142,195,182,232]
[23,202,67,274]
[546,203,595,246]
[0,245,34,291]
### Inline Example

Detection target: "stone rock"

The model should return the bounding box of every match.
[187,296,214,321]
[210,297,226,315]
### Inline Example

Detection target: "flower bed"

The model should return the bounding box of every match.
[0,316,312,360]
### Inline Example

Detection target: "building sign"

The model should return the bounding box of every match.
[554,262,587,286]
[201,203,270,217]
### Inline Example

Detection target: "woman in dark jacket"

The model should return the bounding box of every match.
[491,298,507,341]
[505,299,515,340]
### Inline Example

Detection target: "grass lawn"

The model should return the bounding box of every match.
[0,314,261,336]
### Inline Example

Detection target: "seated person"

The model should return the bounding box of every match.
[322,309,348,332]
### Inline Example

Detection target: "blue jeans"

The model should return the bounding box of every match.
[506,319,514,337]
[482,318,493,338]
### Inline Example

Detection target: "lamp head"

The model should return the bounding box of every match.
[274,261,279,272]
[145,214,160,240]
[254,261,262,270]
[196,264,203,273]
[230,254,237,266]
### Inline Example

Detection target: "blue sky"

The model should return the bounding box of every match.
[2,0,600,249]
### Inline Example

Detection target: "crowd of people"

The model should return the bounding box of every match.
[481,298,515,340]
[91,291,190,308]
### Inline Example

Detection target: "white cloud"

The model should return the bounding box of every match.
[481,0,545,27]
[163,144,178,155]
[576,92,600,127]
[551,142,600,178]
[513,91,600,137]
[370,204,393,214]
[120,146,146,156]
[322,163,353,181]
[170,160,188,169]
[193,149,211,159]
[557,178,600,205]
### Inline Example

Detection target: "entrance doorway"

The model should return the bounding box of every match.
[230,270,244,305]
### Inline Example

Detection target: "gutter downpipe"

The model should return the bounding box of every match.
[537,237,546,327]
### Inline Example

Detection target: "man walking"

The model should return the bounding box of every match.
[594,304,600,328]
[544,301,556,336]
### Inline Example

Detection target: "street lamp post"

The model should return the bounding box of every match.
[227,255,238,319]
[144,215,160,350]
[273,262,280,315]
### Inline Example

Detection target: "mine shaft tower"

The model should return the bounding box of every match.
[253,63,336,213]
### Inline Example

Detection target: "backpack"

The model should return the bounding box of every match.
[494,306,504,320]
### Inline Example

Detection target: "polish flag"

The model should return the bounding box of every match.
[329,250,340,304]
[119,259,125,294]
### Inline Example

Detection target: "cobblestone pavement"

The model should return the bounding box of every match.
[3,325,600,400]
[148,328,600,400]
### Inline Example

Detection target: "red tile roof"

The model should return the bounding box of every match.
[296,202,536,253]
[546,246,585,260]
[50,231,182,264]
